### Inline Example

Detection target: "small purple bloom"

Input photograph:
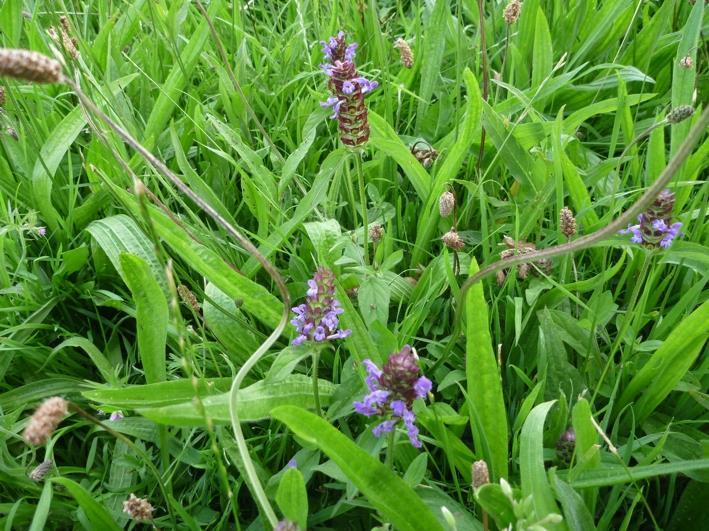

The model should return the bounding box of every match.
[109,411,124,422]
[353,346,432,449]
[286,458,297,469]
[619,189,682,249]
[290,267,351,346]
[36,226,47,237]
[342,81,355,94]
[320,96,344,119]
[373,420,397,437]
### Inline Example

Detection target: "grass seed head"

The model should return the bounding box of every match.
[0,49,63,83]
[472,460,490,488]
[369,223,384,243]
[29,460,54,481]
[679,55,693,69]
[0,85,5,107]
[667,105,694,124]
[442,229,465,250]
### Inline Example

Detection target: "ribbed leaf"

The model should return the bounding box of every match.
[51,478,121,531]
[138,375,336,425]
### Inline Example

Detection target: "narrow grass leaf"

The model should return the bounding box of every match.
[416,0,448,130]
[51,478,121,531]
[28,481,52,531]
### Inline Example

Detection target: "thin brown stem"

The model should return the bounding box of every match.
[459,106,709,303]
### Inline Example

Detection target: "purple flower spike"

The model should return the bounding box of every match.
[353,346,432,449]
[290,267,351,346]
[619,189,683,249]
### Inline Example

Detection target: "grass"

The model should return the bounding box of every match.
[1,0,707,529]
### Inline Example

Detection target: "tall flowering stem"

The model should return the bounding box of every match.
[319,32,377,263]
[354,346,433,461]
[291,267,351,416]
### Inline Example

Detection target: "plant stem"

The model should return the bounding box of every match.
[385,429,396,469]
[312,346,322,417]
[354,153,369,264]
[476,0,490,176]
[63,76,288,529]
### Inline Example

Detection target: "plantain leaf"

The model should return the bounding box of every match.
[138,375,336,425]
[465,258,509,480]
[51,478,121,531]
[120,253,168,384]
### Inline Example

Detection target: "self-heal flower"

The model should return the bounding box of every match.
[353,345,432,448]
[291,267,351,346]
[318,32,377,147]
[619,189,683,248]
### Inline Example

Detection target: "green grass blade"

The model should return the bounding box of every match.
[272,405,445,531]
[617,300,709,423]
[28,481,52,531]
[50,478,121,531]
[416,0,448,130]
[560,460,709,488]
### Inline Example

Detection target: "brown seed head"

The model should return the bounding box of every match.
[503,0,522,24]
[0,85,5,107]
[439,191,455,218]
[472,460,490,489]
[0,49,63,83]
[560,206,577,237]
[23,397,68,445]
[679,55,693,69]
[123,494,154,521]
[369,223,384,243]
[394,38,414,68]
[442,229,465,251]
[667,105,694,124]
[178,284,200,312]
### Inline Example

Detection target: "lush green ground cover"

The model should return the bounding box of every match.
[1,0,707,529]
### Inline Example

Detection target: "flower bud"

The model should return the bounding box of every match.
[29,460,53,481]
[394,38,414,68]
[503,0,521,25]
[0,48,63,83]
[123,494,154,521]
[472,460,490,489]
[442,229,464,250]
[667,105,694,124]
[369,223,384,243]
[556,428,576,466]
[679,55,693,69]
[560,206,577,237]
[439,191,455,218]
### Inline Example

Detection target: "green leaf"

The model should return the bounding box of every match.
[29,481,52,531]
[550,470,596,531]
[416,0,449,130]
[51,337,117,386]
[532,7,553,88]
[51,478,121,531]
[138,375,336,425]
[83,378,232,409]
[272,406,444,531]
[357,276,390,327]
[86,215,165,291]
[559,459,709,488]
[520,401,565,529]
[465,258,508,480]
[31,106,87,235]
[474,483,515,529]
[369,112,431,200]
[276,467,308,530]
[618,300,709,423]
[119,253,168,384]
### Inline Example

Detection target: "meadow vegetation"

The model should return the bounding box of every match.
[0,0,707,529]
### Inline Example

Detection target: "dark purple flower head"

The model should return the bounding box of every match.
[291,267,351,346]
[318,32,377,147]
[353,346,432,448]
[619,189,682,248]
